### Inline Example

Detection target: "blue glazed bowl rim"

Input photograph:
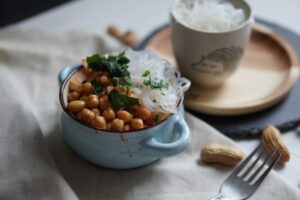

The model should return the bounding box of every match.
[59,65,183,135]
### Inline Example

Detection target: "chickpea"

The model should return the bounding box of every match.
[114,85,127,94]
[124,124,130,131]
[145,117,155,126]
[136,107,151,120]
[81,108,96,124]
[69,79,82,92]
[68,91,80,101]
[111,118,124,131]
[87,94,99,108]
[91,108,100,116]
[106,86,114,94]
[82,58,88,69]
[159,113,170,122]
[103,108,116,122]
[82,82,92,94]
[76,111,83,120]
[127,91,138,98]
[131,118,144,130]
[67,100,86,112]
[81,67,91,75]
[117,110,133,123]
[93,116,107,129]
[98,75,111,85]
[98,71,109,76]
[99,95,110,110]
[80,95,88,101]
[107,122,112,130]
[86,72,98,82]
[127,105,139,114]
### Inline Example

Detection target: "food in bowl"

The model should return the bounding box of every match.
[66,49,190,131]
[172,0,246,32]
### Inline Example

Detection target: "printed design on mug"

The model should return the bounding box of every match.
[190,46,243,76]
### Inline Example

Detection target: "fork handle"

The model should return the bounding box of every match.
[210,194,228,200]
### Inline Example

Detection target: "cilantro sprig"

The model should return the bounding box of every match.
[142,70,169,90]
[91,80,104,94]
[108,90,139,109]
[143,76,169,90]
[87,52,130,77]
[112,76,135,88]
[142,70,150,77]
[153,114,160,122]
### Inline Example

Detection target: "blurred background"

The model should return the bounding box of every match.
[1,0,300,35]
[0,0,71,27]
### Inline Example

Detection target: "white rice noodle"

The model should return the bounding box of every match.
[125,49,190,113]
[173,0,246,32]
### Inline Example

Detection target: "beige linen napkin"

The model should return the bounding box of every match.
[0,28,299,200]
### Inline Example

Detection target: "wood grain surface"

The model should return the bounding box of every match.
[145,23,299,115]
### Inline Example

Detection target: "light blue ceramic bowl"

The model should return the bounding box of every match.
[58,63,191,169]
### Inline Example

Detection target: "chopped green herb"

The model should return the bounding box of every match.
[143,76,169,90]
[112,77,120,87]
[117,55,130,65]
[108,90,139,109]
[127,107,137,113]
[112,76,134,88]
[142,70,150,77]
[152,99,157,103]
[153,114,160,122]
[160,92,165,96]
[122,76,135,88]
[164,82,169,89]
[86,52,130,77]
[91,80,104,94]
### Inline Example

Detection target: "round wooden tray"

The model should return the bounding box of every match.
[143,23,299,116]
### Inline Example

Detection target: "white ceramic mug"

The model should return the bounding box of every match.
[171,0,253,87]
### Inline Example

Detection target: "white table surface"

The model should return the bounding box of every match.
[10,0,300,189]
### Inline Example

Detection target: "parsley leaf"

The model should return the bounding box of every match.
[127,107,137,113]
[112,76,135,88]
[86,52,130,77]
[108,90,139,109]
[112,77,120,87]
[143,76,169,90]
[86,54,103,71]
[91,80,104,94]
[164,82,169,89]
[117,54,130,65]
[153,114,160,122]
[142,70,150,77]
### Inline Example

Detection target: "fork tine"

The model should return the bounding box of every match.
[240,146,266,178]
[229,144,263,177]
[247,150,276,183]
[253,153,282,186]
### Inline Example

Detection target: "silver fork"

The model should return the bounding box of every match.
[211,144,282,200]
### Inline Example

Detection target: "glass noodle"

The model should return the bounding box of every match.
[126,49,190,113]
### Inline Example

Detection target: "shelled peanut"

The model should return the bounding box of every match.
[201,143,244,166]
[262,125,290,163]
[200,125,291,167]
[107,25,138,48]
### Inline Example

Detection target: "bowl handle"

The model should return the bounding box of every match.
[58,63,81,86]
[140,117,190,157]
